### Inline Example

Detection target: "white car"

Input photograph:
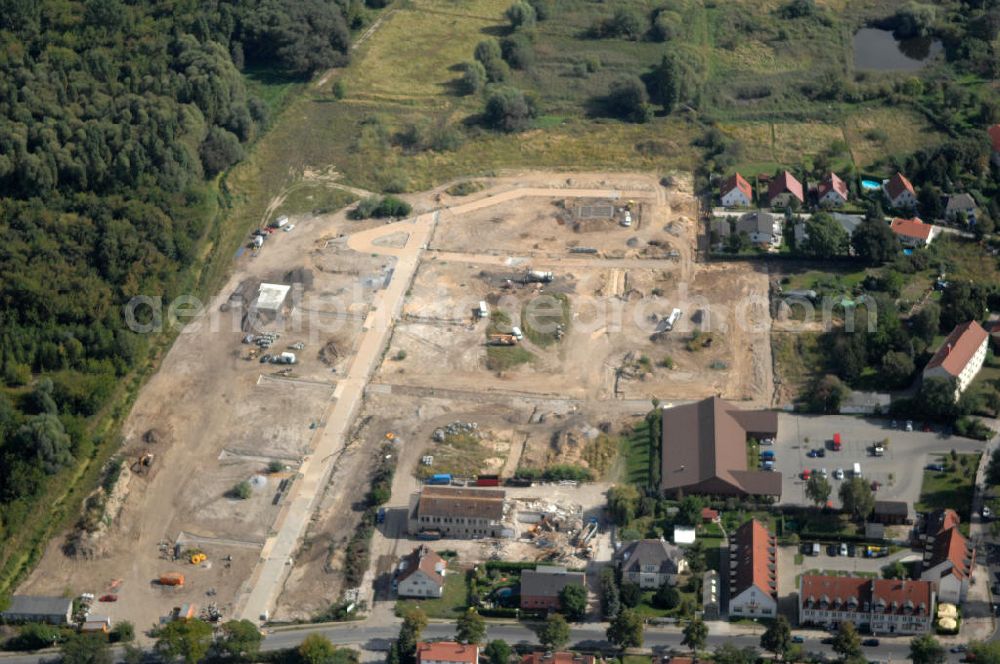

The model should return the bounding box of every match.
[818,468,828,479]
[984,506,992,519]
[839,543,848,557]
[760,438,774,446]
[283,224,295,232]
[833,468,845,480]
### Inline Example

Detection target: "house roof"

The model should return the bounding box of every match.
[417,486,505,522]
[617,539,683,576]
[721,173,753,201]
[521,653,597,664]
[890,217,932,241]
[398,546,446,587]
[768,171,804,203]
[818,172,848,200]
[417,642,479,664]
[520,566,585,598]
[886,172,915,202]
[946,193,977,213]
[731,519,776,598]
[925,526,974,580]
[989,124,1000,152]
[736,211,778,236]
[3,596,72,618]
[874,500,908,516]
[660,397,780,496]
[925,508,961,536]
[801,575,933,616]
[924,321,988,378]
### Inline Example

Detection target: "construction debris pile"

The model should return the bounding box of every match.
[507,498,598,564]
[432,421,481,442]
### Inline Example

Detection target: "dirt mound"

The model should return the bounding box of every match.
[319,338,342,365]
[143,428,166,444]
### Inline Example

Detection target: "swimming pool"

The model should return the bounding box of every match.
[903,248,914,256]
[861,179,881,190]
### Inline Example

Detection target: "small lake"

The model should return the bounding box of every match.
[853,28,942,71]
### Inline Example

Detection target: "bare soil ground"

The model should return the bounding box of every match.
[18,171,773,631]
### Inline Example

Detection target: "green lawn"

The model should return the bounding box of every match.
[485,345,535,371]
[395,570,469,619]
[521,293,570,348]
[915,453,980,521]
[621,420,656,487]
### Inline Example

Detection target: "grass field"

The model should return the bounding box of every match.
[621,420,656,487]
[915,453,980,521]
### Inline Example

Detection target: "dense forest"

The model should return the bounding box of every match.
[0,0,378,588]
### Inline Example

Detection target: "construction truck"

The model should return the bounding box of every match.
[488,334,518,346]
[132,453,155,475]
[524,270,554,283]
[159,573,184,586]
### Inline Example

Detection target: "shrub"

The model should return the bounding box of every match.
[110,621,135,643]
[460,61,486,95]
[483,87,537,132]
[199,127,244,177]
[605,76,651,123]
[350,196,412,219]
[501,33,535,70]
[267,460,284,473]
[331,79,346,99]
[231,481,252,500]
[505,1,536,30]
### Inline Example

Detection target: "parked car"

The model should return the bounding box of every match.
[833,468,844,480]
[811,542,821,556]
[984,506,992,519]
[927,463,946,472]
[847,543,856,557]
[839,543,848,557]
[862,639,880,647]
[922,422,932,432]
[791,636,805,644]
[905,420,914,432]
[807,449,819,458]
[802,469,812,480]
[282,224,295,232]
[871,481,881,492]
[760,437,774,445]
[816,448,826,457]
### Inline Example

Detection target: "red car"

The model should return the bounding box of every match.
[801,469,812,480]
[98,594,118,602]
[871,481,881,492]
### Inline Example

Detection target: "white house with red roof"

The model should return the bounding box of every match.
[799,575,935,635]
[728,519,778,618]
[923,321,989,399]
[889,217,938,247]
[768,171,804,208]
[397,545,446,598]
[884,172,917,209]
[989,124,1000,167]
[720,173,753,208]
[817,172,849,207]
[921,520,975,604]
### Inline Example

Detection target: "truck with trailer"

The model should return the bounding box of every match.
[488,334,518,346]
[427,473,452,485]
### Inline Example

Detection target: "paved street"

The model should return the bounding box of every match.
[775,413,985,508]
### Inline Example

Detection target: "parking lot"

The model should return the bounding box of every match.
[774,413,987,509]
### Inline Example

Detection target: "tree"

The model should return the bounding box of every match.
[298,634,339,664]
[851,218,901,264]
[482,88,537,132]
[200,127,245,177]
[484,640,512,664]
[677,495,704,526]
[912,302,941,343]
[647,54,679,112]
[396,608,427,664]
[839,478,875,520]
[685,539,707,575]
[653,582,680,610]
[918,376,960,421]
[802,212,849,257]
[607,608,644,649]
[968,641,1000,664]
[883,560,909,580]
[805,475,832,507]
[681,618,708,653]
[880,351,915,387]
[558,584,588,621]
[538,613,570,650]
[619,581,642,608]
[456,609,486,644]
[831,621,862,660]
[460,61,486,95]
[110,621,134,643]
[909,634,945,664]
[216,619,262,660]
[231,480,252,499]
[505,1,536,30]
[760,615,792,660]
[804,374,848,413]
[155,619,215,664]
[605,76,652,123]
[61,633,112,664]
[598,567,621,619]
[500,34,535,70]
[940,281,988,329]
[607,484,640,526]
[474,39,509,83]
[16,413,73,474]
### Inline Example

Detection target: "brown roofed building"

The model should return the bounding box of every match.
[521,653,600,664]
[921,525,975,604]
[889,217,938,247]
[720,173,753,208]
[417,642,479,664]
[768,170,804,208]
[408,486,509,538]
[924,508,961,537]
[659,397,781,498]
[922,321,989,399]
[616,539,688,589]
[396,545,446,598]
[728,519,777,618]
[885,172,917,209]
[817,172,849,207]
[799,575,935,635]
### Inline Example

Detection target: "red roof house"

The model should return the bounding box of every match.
[728,519,777,617]
[889,217,937,246]
[767,171,804,207]
[885,172,917,209]
[417,642,479,664]
[817,172,849,206]
[720,173,753,208]
[923,321,989,397]
[799,575,935,635]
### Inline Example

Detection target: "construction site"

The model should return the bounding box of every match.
[14,172,774,631]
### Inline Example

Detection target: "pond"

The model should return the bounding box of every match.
[853,28,942,71]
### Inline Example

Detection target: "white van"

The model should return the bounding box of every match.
[476,301,489,319]
[852,462,862,478]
